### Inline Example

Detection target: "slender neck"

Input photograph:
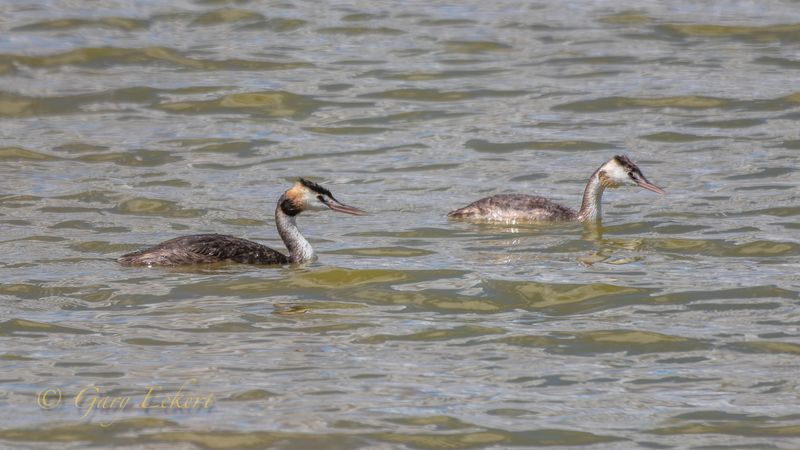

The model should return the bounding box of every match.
[577,167,606,223]
[275,196,315,263]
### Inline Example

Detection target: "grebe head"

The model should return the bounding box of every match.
[598,155,665,194]
[281,178,367,216]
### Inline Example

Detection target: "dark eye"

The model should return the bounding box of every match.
[628,171,637,180]
[317,195,327,203]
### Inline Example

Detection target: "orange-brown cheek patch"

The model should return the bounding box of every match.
[285,184,307,209]
[598,172,619,189]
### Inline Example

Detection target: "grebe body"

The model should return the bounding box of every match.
[448,155,664,224]
[118,179,365,266]
[450,194,577,223]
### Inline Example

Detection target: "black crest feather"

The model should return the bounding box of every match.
[613,155,646,179]
[298,178,334,198]
[613,155,640,171]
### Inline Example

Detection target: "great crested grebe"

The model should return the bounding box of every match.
[447,155,664,224]
[118,178,366,266]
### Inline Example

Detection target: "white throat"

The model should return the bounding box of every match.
[577,170,606,223]
[275,208,316,263]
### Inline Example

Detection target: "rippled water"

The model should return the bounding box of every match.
[2,0,799,448]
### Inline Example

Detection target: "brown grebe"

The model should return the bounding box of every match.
[117,178,366,266]
[447,155,664,224]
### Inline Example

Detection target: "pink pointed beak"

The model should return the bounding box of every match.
[636,178,666,195]
[326,199,368,215]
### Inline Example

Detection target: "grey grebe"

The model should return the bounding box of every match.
[447,155,664,224]
[117,178,366,266]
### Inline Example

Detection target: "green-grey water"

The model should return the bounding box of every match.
[1,1,799,449]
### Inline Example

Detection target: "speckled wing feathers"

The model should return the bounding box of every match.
[447,194,577,223]
[117,234,288,266]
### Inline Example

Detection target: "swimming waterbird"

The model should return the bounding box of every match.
[118,178,366,266]
[447,155,664,224]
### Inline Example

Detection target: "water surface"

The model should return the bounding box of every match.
[1,0,799,448]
